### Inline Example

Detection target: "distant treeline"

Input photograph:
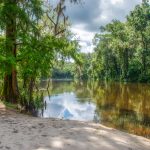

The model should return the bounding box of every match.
[52,63,74,79]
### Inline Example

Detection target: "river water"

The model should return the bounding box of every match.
[38,80,150,138]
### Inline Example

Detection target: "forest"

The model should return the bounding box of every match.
[0,0,150,111]
[52,0,150,83]
[0,1,150,150]
[92,0,150,82]
[0,0,82,110]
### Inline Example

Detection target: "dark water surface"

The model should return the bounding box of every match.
[38,80,150,138]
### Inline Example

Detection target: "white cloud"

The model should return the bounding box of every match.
[71,25,95,53]
[66,0,142,53]
[100,14,108,20]
[111,0,124,5]
[49,0,142,53]
[71,26,95,43]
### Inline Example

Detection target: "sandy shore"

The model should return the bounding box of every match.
[0,104,150,150]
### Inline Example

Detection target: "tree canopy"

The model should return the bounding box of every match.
[91,0,150,82]
[0,0,82,111]
[0,0,150,113]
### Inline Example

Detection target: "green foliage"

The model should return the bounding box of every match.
[1,0,150,113]
[0,0,82,111]
[92,1,150,82]
[52,61,75,79]
[2,101,17,110]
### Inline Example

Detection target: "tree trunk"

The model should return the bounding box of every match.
[113,56,119,75]
[3,0,19,103]
[4,69,18,103]
[141,32,147,75]
[123,48,129,80]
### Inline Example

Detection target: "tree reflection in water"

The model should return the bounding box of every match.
[39,80,150,138]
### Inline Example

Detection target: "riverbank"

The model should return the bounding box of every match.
[0,105,150,150]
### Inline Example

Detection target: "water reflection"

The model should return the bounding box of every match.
[39,92,98,121]
[39,80,150,138]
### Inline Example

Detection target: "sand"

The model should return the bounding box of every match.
[0,103,150,150]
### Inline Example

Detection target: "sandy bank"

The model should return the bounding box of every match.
[0,105,150,150]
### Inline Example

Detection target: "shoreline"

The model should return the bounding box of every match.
[0,106,150,150]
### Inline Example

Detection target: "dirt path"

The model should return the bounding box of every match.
[0,107,150,150]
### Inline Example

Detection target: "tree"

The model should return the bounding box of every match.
[0,0,82,108]
[91,1,150,82]
[127,0,150,76]
[0,0,43,103]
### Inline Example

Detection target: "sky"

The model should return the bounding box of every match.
[54,0,143,53]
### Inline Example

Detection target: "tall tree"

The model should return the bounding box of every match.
[0,0,43,103]
[0,0,82,105]
[3,0,20,102]
[127,0,150,75]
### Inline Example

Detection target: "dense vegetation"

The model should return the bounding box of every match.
[91,0,150,82]
[52,1,150,83]
[0,0,150,112]
[0,0,81,111]
[51,61,75,79]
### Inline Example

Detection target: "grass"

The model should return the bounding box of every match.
[0,100,17,110]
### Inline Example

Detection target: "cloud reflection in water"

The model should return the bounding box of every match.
[39,92,97,121]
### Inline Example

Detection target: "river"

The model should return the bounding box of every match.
[38,80,150,138]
